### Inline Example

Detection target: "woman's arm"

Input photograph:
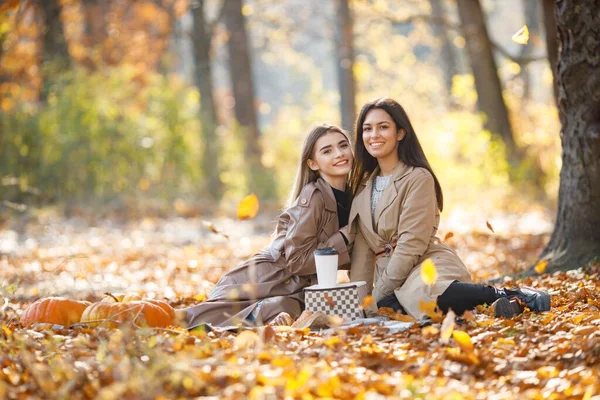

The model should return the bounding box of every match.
[282,190,350,276]
[349,227,375,291]
[372,170,437,302]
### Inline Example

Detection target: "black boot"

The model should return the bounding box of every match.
[506,287,551,312]
[492,297,524,318]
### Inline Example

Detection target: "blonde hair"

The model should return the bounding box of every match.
[286,123,351,207]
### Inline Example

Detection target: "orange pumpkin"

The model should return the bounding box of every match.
[81,294,174,328]
[101,293,176,322]
[20,297,91,327]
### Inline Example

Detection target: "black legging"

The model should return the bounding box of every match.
[377,281,519,315]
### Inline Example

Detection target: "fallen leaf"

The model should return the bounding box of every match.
[420,258,437,286]
[486,220,495,233]
[377,307,416,322]
[512,25,529,44]
[419,300,443,323]
[237,194,260,220]
[235,330,261,350]
[444,232,454,241]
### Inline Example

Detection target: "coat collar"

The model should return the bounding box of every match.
[350,161,414,233]
[315,177,338,212]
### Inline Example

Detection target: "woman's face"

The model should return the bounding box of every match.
[308,131,353,181]
[362,108,404,161]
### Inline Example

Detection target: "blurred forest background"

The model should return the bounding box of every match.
[0,0,561,224]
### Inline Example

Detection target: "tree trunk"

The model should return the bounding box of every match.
[191,0,223,200]
[456,0,521,170]
[40,0,70,66]
[39,0,70,102]
[223,0,274,197]
[541,0,559,105]
[518,0,541,99]
[333,0,357,132]
[429,0,460,105]
[538,0,600,273]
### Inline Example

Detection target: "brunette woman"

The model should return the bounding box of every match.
[180,124,353,328]
[348,97,550,320]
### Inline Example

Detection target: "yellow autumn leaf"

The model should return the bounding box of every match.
[452,330,474,353]
[534,259,548,274]
[237,193,260,220]
[512,25,530,44]
[234,330,261,350]
[419,300,443,322]
[420,258,437,285]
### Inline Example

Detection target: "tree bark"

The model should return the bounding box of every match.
[541,0,559,105]
[223,0,274,197]
[429,0,460,105]
[333,0,357,132]
[191,0,223,200]
[456,0,521,170]
[39,0,70,67]
[518,0,541,99]
[39,0,70,102]
[538,0,600,273]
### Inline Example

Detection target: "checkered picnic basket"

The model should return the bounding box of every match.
[304,281,369,320]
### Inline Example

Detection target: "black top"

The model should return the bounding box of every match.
[332,186,351,228]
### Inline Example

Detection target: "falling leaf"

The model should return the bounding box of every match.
[444,232,454,241]
[419,300,443,323]
[201,220,229,239]
[534,260,548,274]
[440,310,456,342]
[486,220,495,233]
[361,295,373,309]
[420,258,437,286]
[512,25,530,45]
[452,330,474,353]
[324,294,336,308]
[237,194,260,220]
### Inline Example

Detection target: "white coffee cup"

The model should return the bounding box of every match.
[314,247,339,287]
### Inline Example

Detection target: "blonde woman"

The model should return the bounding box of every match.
[181,124,353,328]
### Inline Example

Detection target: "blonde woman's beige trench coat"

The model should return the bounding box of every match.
[348,162,472,320]
[183,178,350,329]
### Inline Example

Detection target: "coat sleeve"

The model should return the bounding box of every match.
[282,190,350,276]
[349,227,376,292]
[372,170,437,302]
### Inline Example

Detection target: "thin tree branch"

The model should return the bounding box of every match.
[382,13,546,66]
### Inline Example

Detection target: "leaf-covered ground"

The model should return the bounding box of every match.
[1,216,599,399]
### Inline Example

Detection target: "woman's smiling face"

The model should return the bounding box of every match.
[308,131,353,181]
[362,108,404,161]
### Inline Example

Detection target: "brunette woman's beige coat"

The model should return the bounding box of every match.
[348,162,472,320]
[183,178,350,329]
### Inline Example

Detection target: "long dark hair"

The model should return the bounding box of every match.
[287,123,351,207]
[349,97,444,211]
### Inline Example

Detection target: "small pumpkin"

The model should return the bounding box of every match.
[20,297,91,327]
[101,293,176,322]
[81,294,174,328]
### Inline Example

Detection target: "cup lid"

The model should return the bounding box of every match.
[313,247,338,256]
